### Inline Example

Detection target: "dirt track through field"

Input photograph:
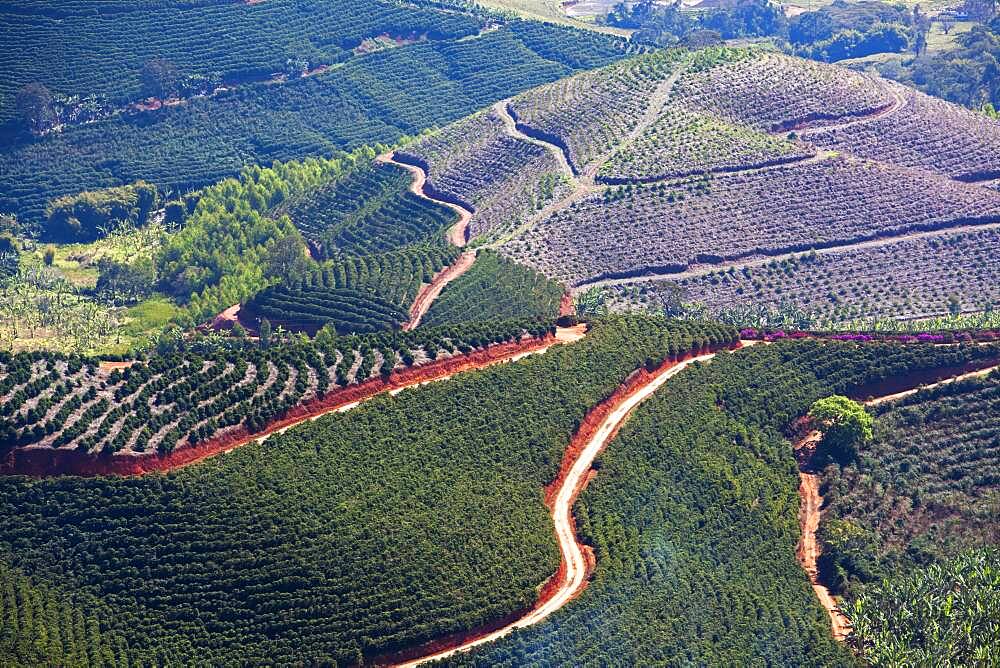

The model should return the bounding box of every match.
[795,361,999,643]
[389,342,745,667]
[402,251,476,330]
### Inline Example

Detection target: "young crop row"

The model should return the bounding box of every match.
[0,317,733,666]
[460,339,1000,665]
[503,156,1000,285]
[0,0,481,123]
[0,23,630,225]
[397,110,571,240]
[807,83,1000,182]
[598,106,814,183]
[671,49,892,132]
[507,50,685,172]
[422,249,564,326]
[241,286,408,335]
[299,244,458,308]
[281,162,457,258]
[0,319,547,455]
[612,228,1000,325]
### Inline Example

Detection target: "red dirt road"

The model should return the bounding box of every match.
[387,341,743,667]
[0,331,584,478]
[403,251,476,330]
[376,151,471,248]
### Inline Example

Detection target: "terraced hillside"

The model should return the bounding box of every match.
[373,45,1000,326]
[449,339,1000,665]
[279,161,457,258]
[0,19,631,227]
[613,228,1000,325]
[0,319,545,458]
[0,317,733,665]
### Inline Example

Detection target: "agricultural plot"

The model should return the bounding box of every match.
[281,162,457,257]
[506,50,684,172]
[821,372,1000,579]
[241,286,407,335]
[671,49,892,132]
[0,318,733,665]
[502,156,1000,286]
[598,107,815,183]
[0,22,630,225]
[610,228,1000,324]
[397,110,570,240]
[806,83,1000,182]
[0,319,546,455]
[422,250,564,326]
[0,0,481,123]
[459,340,1000,665]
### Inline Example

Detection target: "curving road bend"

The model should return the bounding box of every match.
[394,348,728,667]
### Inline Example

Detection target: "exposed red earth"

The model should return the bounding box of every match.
[0,332,579,478]
[377,151,472,248]
[382,340,746,667]
[403,251,476,330]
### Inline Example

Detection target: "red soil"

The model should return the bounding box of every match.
[558,292,575,317]
[403,251,477,331]
[0,334,561,478]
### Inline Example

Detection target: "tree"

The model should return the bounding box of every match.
[265,233,312,284]
[808,395,872,464]
[258,318,272,349]
[14,83,54,134]
[947,293,962,316]
[43,246,55,266]
[141,58,180,100]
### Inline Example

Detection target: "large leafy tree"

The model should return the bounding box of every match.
[808,394,873,464]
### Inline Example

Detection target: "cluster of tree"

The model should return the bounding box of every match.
[44,180,157,243]
[608,0,930,62]
[875,20,1000,109]
[0,317,733,664]
[423,249,565,326]
[458,338,1000,665]
[607,0,786,46]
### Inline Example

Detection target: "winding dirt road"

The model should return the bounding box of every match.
[402,251,476,330]
[393,345,736,667]
[377,151,472,248]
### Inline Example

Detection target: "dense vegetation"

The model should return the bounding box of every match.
[0,0,484,125]
[279,161,456,258]
[0,317,734,664]
[0,318,548,455]
[453,339,1000,665]
[44,180,158,242]
[242,285,407,335]
[0,557,127,666]
[423,250,564,326]
[847,548,1000,665]
[818,370,1000,595]
[0,21,630,226]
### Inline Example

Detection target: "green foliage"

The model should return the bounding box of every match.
[454,339,1000,665]
[0,557,126,666]
[818,371,1000,591]
[0,317,731,664]
[281,161,457,258]
[809,395,873,464]
[44,180,157,243]
[0,0,482,123]
[156,148,377,322]
[0,22,629,226]
[423,250,564,326]
[847,548,1000,666]
[242,285,408,335]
